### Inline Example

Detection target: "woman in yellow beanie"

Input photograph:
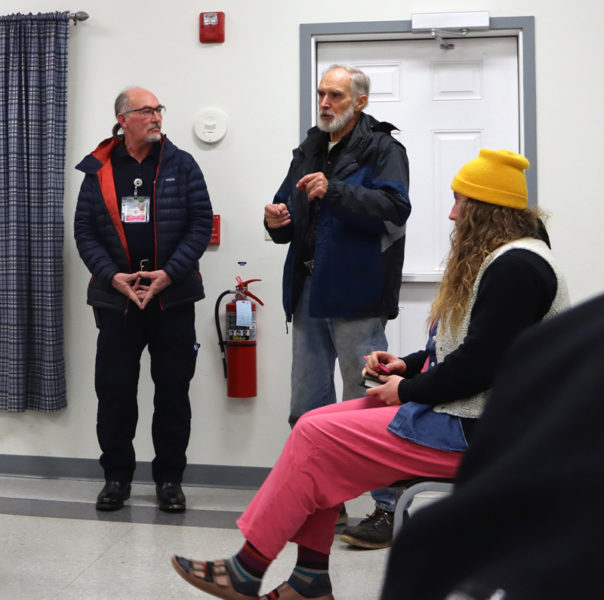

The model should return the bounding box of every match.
[451,148,530,209]
[433,148,556,343]
[170,150,568,600]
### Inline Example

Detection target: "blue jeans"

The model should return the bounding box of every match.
[289,278,397,511]
[290,277,388,422]
[371,486,397,512]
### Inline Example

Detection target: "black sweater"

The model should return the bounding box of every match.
[397,249,557,407]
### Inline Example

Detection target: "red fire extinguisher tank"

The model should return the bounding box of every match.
[215,277,263,398]
[225,299,258,398]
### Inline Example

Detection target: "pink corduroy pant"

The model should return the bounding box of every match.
[237,396,464,558]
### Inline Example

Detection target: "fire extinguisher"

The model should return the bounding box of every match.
[214,276,264,398]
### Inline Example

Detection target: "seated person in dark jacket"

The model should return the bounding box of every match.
[380,292,604,600]
[169,149,567,600]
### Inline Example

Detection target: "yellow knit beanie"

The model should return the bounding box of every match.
[451,149,530,209]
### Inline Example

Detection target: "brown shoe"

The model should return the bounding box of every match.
[171,555,259,599]
[260,582,334,600]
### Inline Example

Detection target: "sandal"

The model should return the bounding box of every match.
[171,555,260,600]
[259,582,335,600]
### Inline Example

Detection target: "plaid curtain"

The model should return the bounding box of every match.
[0,12,69,411]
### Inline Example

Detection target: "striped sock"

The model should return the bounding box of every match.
[287,546,332,598]
[225,541,272,596]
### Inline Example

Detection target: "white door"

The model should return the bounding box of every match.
[317,37,520,356]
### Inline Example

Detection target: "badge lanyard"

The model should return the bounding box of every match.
[121,177,150,223]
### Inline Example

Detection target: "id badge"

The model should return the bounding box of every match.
[121,196,150,223]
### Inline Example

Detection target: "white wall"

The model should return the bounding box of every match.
[1,0,603,473]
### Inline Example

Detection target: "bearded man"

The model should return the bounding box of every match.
[264,65,411,546]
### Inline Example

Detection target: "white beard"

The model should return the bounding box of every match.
[317,104,355,134]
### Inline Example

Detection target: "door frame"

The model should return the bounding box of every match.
[299,17,537,203]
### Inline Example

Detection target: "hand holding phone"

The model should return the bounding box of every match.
[361,373,384,389]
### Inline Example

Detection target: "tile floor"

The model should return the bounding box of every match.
[0,475,404,600]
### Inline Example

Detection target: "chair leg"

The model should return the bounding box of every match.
[392,481,455,538]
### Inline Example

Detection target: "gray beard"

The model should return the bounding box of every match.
[317,104,355,134]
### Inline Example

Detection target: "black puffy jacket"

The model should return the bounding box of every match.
[74,135,213,312]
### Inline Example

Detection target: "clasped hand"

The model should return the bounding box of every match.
[363,351,407,405]
[111,269,173,309]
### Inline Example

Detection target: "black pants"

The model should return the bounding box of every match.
[94,301,197,484]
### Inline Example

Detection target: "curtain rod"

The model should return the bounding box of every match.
[69,11,89,25]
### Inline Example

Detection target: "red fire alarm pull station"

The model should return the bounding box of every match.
[209,214,221,245]
[200,12,225,43]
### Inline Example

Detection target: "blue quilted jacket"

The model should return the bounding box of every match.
[266,113,411,320]
[74,135,213,312]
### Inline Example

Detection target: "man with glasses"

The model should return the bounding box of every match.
[74,87,213,513]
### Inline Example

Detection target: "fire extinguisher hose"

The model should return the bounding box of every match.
[214,290,232,378]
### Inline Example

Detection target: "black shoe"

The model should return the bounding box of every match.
[336,503,349,526]
[339,506,394,549]
[96,480,131,511]
[156,482,186,513]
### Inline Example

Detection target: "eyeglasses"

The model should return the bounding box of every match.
[122,105,166,117]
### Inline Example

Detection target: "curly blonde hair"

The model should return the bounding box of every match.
[429,199,545,333]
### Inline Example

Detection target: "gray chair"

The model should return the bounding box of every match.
[392,478,455,538]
